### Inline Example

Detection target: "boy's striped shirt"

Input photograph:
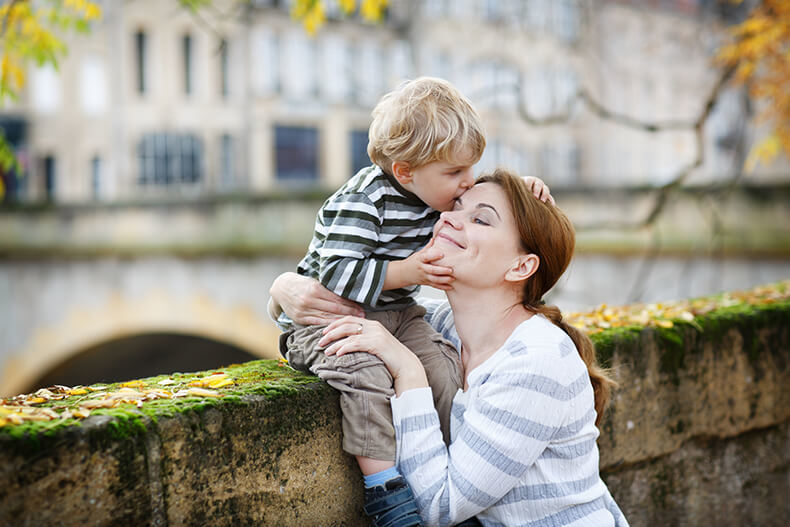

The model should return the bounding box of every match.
[279,165,438,329]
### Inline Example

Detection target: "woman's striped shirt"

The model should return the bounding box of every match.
[393,308,629,527]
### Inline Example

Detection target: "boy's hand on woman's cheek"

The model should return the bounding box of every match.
[416,244,454,290]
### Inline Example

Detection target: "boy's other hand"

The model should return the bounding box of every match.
[523,176,555,205]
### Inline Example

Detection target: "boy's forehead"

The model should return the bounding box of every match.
[443,146,477,167]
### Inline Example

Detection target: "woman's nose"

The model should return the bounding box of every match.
[439,210,462,229]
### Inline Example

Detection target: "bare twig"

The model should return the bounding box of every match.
[567,64,738,232]
[578,88,696,132]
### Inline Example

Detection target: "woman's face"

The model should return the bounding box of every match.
[432,182,526,286]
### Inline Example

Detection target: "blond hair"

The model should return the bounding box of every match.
[368,77,486,171]
[476,169,617,425]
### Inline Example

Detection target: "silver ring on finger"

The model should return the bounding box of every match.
[356,323,363,334]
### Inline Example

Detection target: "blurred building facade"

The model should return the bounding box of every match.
[0,0,774,204]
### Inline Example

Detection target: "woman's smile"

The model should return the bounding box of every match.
[435,231,465,249]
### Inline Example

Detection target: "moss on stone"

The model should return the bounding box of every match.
[590,326,643,370]
[0,360,322,452]
[589,293,790,383]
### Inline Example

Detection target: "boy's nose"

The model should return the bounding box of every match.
[460,170,474,189]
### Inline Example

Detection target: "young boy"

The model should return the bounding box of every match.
[276,77,485,527]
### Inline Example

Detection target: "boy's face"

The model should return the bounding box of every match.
[397,155,476,212]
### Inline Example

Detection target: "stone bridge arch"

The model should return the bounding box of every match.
[2,288,281,397]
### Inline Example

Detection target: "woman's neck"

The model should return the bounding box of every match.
[447,285,532,374]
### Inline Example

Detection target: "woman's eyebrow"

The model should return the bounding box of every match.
[477,203,501,220]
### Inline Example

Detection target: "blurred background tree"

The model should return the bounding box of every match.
[0,0,101,199]
[717,0,790,171]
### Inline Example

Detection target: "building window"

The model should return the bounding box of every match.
[80,55,107,115]
[250,27,279,96]
[91,156,102,199]
[423,0,446,17]
[220,38,229,98]
[355,41,383,104]
[481,0,502,21]
[525,0,551,32]
[282,31,315,100]
[470,60,498,109]
[43,155,56,200]
[275,125,319,183]
[218,134,235,189]
[137,133,203,186]
[135,30,147,94]
[553,0,581,44]
[0,117,27,202]
[31,64,61,114]
[320,34,351,102]
[541,141,580,184]
[388,40,413,88]
[350,130,371,175]
[183,34,193,95]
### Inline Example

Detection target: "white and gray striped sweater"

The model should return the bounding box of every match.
[393,303,629,527]
[278,165,438,330]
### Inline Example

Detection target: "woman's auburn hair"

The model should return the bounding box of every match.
[476,168,616,426]
[367,77,486,171]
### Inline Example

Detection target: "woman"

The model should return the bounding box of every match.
[271,169,628,526]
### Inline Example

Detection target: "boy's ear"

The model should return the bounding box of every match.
[391,161,413,184]
[505,254,539,283]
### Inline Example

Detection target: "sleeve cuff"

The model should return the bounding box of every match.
[391,386,435,421]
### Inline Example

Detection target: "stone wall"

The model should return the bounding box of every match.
[2,184,789,257]
[1,301,788,526]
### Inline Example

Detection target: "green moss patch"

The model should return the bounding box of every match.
[0,360,321,448]
[589,281,790,382]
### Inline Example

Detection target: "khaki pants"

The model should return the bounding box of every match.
[280,304,462,461]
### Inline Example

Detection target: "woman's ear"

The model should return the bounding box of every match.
[391,161,413,184]
[505,254,539,282]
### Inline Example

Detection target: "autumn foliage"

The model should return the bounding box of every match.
[0,0,102,198]
[717,0,790,169]
[291,0,389,34]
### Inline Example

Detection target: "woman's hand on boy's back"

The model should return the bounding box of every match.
[269,272,365,326]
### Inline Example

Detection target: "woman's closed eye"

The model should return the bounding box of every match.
[473,214,490,226]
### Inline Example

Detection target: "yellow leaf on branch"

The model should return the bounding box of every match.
[717,0,790,165]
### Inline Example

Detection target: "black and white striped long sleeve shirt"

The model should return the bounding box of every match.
[278,165,438,330]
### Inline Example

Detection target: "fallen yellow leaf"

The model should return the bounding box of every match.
[208,378,234,389]
[186,387,222,398]
[81,399,118,409]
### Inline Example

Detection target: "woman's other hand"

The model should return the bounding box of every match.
[523,176,556,205]
[319,316,429,394]
[269,272,365,326]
